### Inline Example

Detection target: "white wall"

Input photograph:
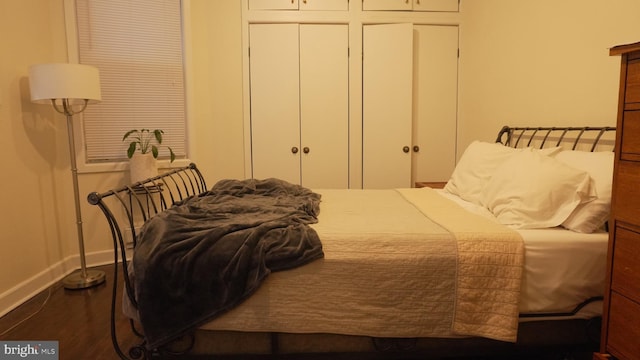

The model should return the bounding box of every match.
[458,0,640,154]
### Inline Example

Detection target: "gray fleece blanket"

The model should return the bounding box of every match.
[132,178,324,349]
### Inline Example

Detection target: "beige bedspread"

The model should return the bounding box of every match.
[398,188,524,341]
[199,188,524,342]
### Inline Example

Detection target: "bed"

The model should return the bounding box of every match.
[88,126,616,359]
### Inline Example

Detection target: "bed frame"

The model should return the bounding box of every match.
[88,126,615,360]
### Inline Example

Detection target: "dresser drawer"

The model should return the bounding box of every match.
[621,110,640,157]
[607,292,640,359]
[625,59,640,104]
[611,226,640,299]
[614,161,640,223]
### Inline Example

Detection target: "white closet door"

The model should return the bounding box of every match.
[412,25,459,183]
[249,24,301,183]
[363,23,413,189]
[299,24,349,188]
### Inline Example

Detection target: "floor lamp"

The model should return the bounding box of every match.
[29,63,106,289]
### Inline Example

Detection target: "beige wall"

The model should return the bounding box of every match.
[2,0,640,314]
[0,0,74,307]
[188,0,245,184]
[458,0,640,153]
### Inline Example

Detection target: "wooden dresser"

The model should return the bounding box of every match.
[594,41,640,360]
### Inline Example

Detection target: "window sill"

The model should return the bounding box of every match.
[77,158,193,175]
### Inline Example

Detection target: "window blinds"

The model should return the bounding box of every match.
[75,0,186,162]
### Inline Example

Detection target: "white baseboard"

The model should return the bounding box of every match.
[0,249,120,318]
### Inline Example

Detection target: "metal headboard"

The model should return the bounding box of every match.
[87,163,207,359]
[495,126,616,152]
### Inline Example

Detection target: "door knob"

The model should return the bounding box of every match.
[403,146,410,153]
[413,145,420,153]
[303,147,310,154]
[291,147,299,154]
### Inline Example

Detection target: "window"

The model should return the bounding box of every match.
[75,0,186,163]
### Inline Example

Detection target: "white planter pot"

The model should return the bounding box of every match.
[129,153,158,184]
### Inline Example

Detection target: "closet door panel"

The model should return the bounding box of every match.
[299,24,349,188]
[412,25,458,183]
[363,23,413,188]
[249,24,301,184]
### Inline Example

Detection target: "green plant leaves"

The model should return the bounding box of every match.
[123,128,174,162]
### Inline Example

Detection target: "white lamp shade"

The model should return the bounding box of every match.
[29,63,102,105]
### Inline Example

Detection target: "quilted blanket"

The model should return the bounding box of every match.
[397,188,525,341]
[199,188,524,343]
[131,178,324,349]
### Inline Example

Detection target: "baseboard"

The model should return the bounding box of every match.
[0,249,120,318]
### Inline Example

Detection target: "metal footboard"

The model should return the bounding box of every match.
[87,163,207,359]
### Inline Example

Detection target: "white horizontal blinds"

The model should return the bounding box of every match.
[76,0,186,162]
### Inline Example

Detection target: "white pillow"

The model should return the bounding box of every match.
[444,141,519,205]
[444,141,562,205]
[555,151,614,233]
[481,149,597,229]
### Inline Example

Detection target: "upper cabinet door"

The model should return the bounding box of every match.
[363,0,412,11]
[249,24,301,184]
[363,0,458,11]
[300,0,349,11]
[299,25,349,188]
[413,0,459,12]
[249,0,348,10]
[249,0,299,10]
[362,23,413,189]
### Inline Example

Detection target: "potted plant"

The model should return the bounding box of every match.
[123,129,176,183]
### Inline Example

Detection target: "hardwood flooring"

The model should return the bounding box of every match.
[0,264,138,359]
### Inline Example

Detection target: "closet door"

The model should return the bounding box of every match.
[412,25,458,183]
[363,23,413,188]
[249,23,349,187]
[299,24,349,188]
[249,24,301,184]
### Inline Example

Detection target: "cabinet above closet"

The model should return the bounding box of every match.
[249,0,349,11]
[363,0,459,12]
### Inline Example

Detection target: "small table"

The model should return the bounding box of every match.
[414,181,447,189]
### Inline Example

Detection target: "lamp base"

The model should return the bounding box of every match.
[62,269,106,290]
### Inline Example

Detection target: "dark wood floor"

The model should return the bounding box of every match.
[0,264,598,360]
[0,264,138,359]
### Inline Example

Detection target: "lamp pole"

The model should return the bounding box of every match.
[54,99,106,289]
